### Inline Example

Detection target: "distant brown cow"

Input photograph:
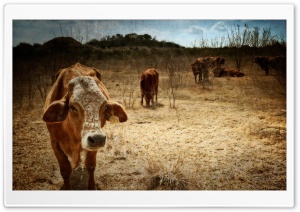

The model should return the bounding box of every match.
[254,56,286,76]
[191,57,225,82]
[43,63,128,190]
[140,68,159,107]
[215,67,245,77]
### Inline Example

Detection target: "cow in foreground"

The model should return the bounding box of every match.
[42,63,128,190]
[191,57,225,82]
[140,68,159,107]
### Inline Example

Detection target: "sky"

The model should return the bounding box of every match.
[13,20,286,48]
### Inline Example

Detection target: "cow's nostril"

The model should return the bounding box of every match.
[88,136,95,145]
[87,134,106,147]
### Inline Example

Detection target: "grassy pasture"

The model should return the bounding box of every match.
[12,57,286,190]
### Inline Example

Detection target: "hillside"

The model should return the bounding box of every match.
[13,35,286,62]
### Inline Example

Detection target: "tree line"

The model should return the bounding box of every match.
[86,33,182,49]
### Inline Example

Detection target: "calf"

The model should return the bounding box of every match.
[43,63,128,190]
[140,68,159,107]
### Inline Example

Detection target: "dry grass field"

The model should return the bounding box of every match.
[12,60,287,190]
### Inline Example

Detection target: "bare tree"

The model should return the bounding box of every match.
[261,26,272,47]
[34,71,49,101]
[227,24,252,70]
[25,65,37,106]
[116,71,139,109]
[166,56,185,108]
[251,26,260,48]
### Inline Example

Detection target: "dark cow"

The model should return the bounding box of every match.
[140,68,159,107]
[191,57,225,82]
[43,63,128,190]
[254,56,286,76]
[215,67,245,77]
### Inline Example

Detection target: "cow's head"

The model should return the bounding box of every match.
[144,91,154,107]
[43,76,127,151]
[216,57,225,66]
[254,56,270,75]
[208,57,225,67]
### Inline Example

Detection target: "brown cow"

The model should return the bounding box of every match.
[42,63,128,190]
[191,57,225,82]
[215,67,245,77]
[254,56,286,76]
[140,68,159,107]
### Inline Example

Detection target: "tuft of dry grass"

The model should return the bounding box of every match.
[143,146,194,190]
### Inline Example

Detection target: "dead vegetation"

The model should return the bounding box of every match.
[12,58,287,190]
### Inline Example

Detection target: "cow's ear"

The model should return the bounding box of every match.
[43,99,68,123]
[105,101,128,123]
[94,69,102,81]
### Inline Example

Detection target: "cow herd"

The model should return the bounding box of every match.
[191,55,287,83]
[190,56,246,83]
[42,54,286,190]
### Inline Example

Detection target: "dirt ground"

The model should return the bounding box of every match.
[12,64,287,190]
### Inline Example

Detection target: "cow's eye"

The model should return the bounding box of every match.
[69,105,78,112]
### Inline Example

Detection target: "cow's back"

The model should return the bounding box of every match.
[140,68,159,91]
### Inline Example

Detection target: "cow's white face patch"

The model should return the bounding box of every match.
[69,76,107,151]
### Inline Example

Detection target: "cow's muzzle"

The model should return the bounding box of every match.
[87,133,106,149]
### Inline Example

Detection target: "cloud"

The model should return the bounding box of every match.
[210,21,228,33]
[187,25,206,35]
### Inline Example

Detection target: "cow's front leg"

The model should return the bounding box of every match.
[51,141,72,190]
[85,151,97,190]
[151,93,154,106]
[155,86,158,103]
[141,92,144,105]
